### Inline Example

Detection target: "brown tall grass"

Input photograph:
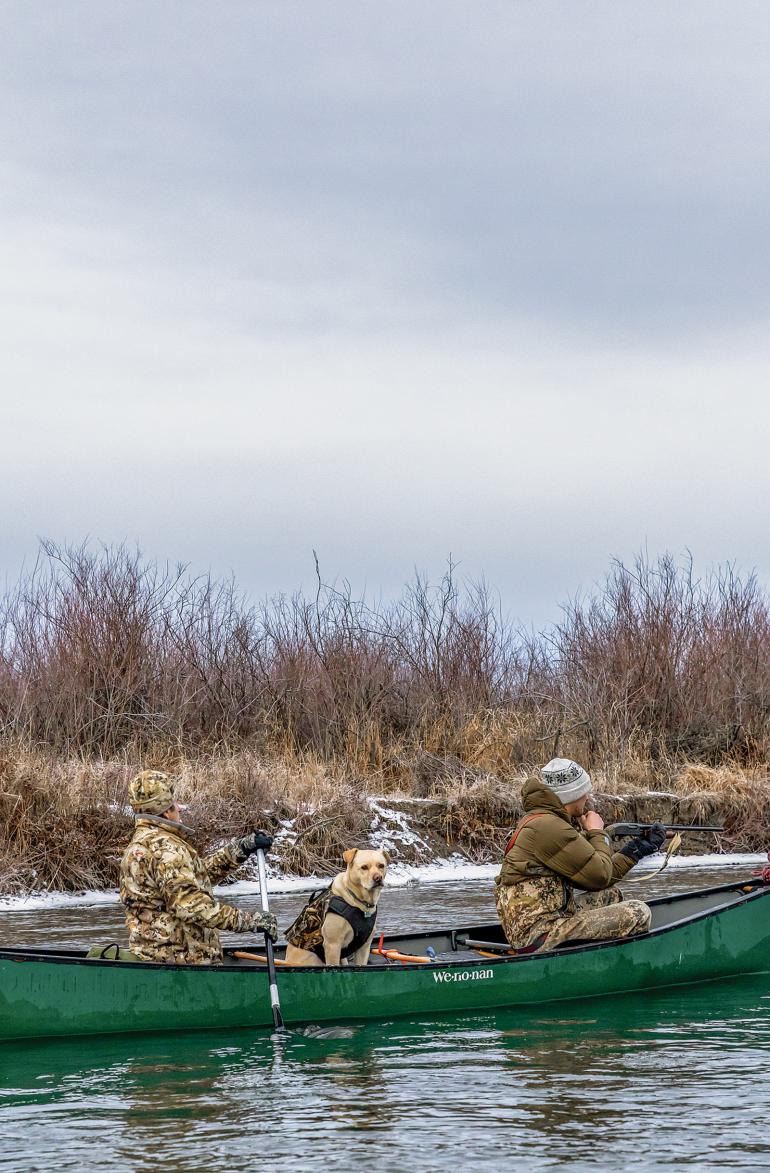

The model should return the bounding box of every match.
[1,743,767,896]
[0,745,374,893]
[0,543,769,892]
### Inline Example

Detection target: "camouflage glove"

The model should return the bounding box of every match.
[620,822,666,862]
[235,830,274,860]
[249,910,278,942]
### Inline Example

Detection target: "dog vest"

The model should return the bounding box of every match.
[285,885,377,962]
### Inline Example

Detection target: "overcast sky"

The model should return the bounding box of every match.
[2,1,769,627]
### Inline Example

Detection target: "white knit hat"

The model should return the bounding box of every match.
[540,758,592,805]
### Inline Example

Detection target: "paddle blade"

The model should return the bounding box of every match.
[298,1024,357,1039]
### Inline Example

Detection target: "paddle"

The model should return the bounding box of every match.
[253,849,355,1040]
[255,847,285,1033]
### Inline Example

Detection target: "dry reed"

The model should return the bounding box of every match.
[1,543,769,892]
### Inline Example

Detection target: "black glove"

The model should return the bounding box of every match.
[250,910,278,942]
[645,822,667,851]
[235,830,274,859]
[620,822,666,862]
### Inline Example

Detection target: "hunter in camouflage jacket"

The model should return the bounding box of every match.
[120,814,263,965]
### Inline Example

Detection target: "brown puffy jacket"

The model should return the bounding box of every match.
[496,778,635,891]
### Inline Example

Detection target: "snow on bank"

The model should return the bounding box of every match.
[0,852,766,914]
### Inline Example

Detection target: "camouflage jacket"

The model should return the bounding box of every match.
[119,816,254,965]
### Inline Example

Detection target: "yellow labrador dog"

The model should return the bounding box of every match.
[284,848,390,966]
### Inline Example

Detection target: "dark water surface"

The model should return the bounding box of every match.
[1,866,769,1171]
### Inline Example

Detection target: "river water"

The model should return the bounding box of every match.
[1,864,769,1171]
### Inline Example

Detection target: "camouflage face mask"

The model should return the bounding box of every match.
[128,770,176,815]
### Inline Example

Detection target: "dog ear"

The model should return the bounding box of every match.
[382,849,391,864]
[342,848,358,866]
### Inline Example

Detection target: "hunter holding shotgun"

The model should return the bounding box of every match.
[496,758,666,952]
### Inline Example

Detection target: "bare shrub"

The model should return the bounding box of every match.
[531,554,770,769]
[0,543,768,791]
[0,542,186,755]
[0,544,528,763]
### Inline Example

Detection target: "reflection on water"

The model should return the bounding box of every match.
[1,866,769,1170]
[2,977,770,1170]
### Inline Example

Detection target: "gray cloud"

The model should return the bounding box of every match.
[1,1,769,625]
[6,2,770,334]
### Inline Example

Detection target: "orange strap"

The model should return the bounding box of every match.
[505,812,546,855]
[232,950,292,967]
[371,948,431,964]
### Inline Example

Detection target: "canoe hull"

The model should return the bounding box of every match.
[2,881,769,1041]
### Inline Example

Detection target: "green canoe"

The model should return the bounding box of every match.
[1,878,768,1042]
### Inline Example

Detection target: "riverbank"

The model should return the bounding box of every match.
[1,745,768,897]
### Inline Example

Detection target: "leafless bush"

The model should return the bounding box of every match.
[532,555,770,768]
[0,543,768,778]
[0,542,528,765]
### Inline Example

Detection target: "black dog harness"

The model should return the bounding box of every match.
[285,885,377,962]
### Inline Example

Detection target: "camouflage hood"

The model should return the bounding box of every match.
[128,770,176,815]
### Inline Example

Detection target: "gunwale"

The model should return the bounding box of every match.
[1,876,766,973]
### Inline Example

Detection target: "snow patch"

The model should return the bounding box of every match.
[368,797,434,861]
[0,852,765,913]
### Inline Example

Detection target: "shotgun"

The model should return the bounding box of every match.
[607,823,724,838]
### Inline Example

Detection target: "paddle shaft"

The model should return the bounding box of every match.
[255,848,284,1031]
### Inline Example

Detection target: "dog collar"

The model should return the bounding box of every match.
[340,882,377,912]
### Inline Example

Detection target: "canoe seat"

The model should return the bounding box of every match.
[85,943,142,963]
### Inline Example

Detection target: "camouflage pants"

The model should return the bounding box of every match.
[495,876,651,951]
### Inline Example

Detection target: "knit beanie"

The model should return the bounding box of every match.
[540,758,592,805]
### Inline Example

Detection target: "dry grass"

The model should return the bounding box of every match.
[1,741,769,895]
[277,788,374,877]
[430,771,523,862]
[0,744,382,894]
[669,763,770,850]
[1,544,769,891]
[0,748,133,894]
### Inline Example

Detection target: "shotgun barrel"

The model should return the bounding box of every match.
[608,822,724,838]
